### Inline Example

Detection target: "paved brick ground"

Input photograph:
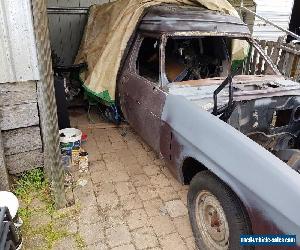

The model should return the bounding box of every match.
[61,110,197,249]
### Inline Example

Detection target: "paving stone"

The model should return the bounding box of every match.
[119,193,143,211]
[177,189,188,205]
[125,208,149,230]
[136,153,153,166]
[143,198,164,217]
[112,244,136,250]
[185,237,197,250]
[29,197,47,210]
[103,206,127,218]
[91,169,113,183]
[131,174,150,187]
[106,224,132,247]
[30,211,52,228]
[168,176,184,192]
[157,186,180,201]
[102,152,120,163]
[165,200,188,218]
[173,216,193,238]
[79,222,104,245]
[37,124,198,250]
[132,227,158,249]
[149,215,176,236]
[85,241,108,250]
[105,214,127,228]
[115,181,136,196]
[149,174,171,188]
[89,161,106,173]
[53,216,78,234]
[110,170,130,182]
[53,236,78,250]
[106,160,126,172]
[79,205,102,225]
[159,233,188,250]
[84,142,102,162]
[94,182,116,196]
[125,163,145,176]
[23,234,46,249]
[96,192,119,210]
[111,141,128,150]
[143,164,161,176]
[74,193,98,208]
[137,186,159,201]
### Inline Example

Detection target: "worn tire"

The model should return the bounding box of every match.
[187,171,253,250]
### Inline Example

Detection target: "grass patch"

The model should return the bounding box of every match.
[13,168,85,249]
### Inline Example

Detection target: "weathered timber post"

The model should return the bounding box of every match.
[31,0,66,208]
[0,130,10,191]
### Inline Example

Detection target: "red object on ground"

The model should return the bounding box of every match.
[81,132,88,142]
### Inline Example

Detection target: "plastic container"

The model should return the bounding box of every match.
[59,128,82,149]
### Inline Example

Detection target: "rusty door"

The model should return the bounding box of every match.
[119,34,166,152]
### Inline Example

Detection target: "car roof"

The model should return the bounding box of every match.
[139,4,250,36]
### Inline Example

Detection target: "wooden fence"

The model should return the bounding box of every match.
[255,39,300,81]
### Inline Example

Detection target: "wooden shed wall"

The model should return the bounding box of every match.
[0,81,43,174]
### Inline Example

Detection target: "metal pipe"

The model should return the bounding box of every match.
[240,1,300,41]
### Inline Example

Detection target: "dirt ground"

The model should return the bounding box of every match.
[23,108,197,249]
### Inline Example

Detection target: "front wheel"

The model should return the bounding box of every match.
[187,171,253,250]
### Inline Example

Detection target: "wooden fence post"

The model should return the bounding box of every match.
[0,130,10,191]
[31,0,66,208]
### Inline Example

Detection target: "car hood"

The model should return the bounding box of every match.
[166,75,300,111]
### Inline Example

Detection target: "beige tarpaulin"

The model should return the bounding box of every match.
[75,0,241,103]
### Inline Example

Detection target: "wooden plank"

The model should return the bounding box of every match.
[277,50,287,74]
[5,149,43,174]
[244,44,253,75]
[286,53,295,78]
[2,126,42,156]
[0,131,10,190]
[263,42,274,74]
[250,47,258,75]
[256,40,266,75]
[0,103,39,131]
[0,81,37,107]
[270,44,280,66]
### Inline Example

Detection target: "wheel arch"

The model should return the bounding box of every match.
[181,156,253,233]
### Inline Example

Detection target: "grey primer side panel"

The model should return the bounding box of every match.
[162,94,300,243]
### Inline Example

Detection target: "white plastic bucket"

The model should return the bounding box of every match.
[59,128,82,149]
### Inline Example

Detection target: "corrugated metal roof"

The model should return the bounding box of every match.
[0,0,40,83]
[252,0,294,41]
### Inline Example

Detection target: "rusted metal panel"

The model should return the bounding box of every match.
[0,0,40,83]
[139,5,250,34]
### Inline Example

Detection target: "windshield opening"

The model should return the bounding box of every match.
[163,36,276,84]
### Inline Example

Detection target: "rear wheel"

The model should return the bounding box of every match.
[187,171,253,250]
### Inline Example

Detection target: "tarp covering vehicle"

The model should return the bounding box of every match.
[75,0,246,105]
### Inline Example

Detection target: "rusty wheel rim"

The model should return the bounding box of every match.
[195,190,229,250]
